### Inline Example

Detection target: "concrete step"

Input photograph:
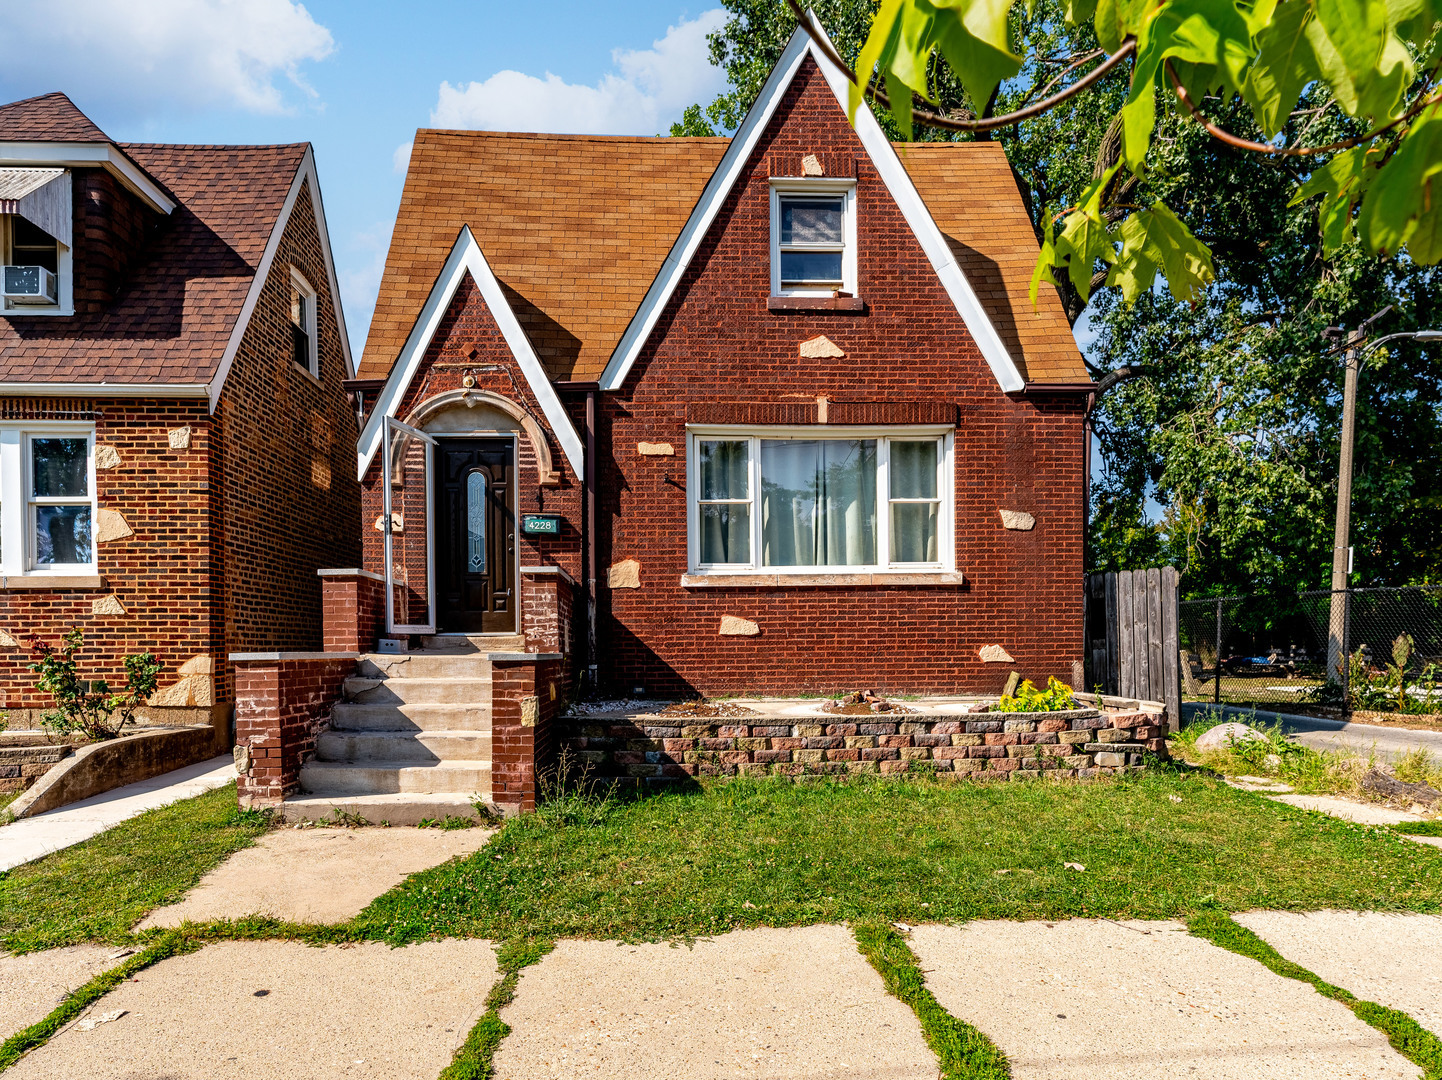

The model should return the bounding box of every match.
[419,633,525,652]
[298,760,491,796]
[279,793,499,826]
[315,730,491,764]
[357,653,494,679]
[343,676,491,705]
[329,703,491,733]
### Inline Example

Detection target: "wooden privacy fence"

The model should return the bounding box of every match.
[1085,567,1181,730]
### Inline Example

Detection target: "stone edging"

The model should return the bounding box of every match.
[561,708,1168,786]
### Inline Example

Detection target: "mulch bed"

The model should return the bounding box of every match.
[656,700,758,718]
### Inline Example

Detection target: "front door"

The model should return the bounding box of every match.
[437,439,515,633]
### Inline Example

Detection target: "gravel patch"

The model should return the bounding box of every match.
[492,925,934,1079]
[910,919,1416,1079]
[135,826,494,928]
[6,939,497,1080]
[1234,910,1442,1038]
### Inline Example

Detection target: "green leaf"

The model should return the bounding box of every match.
[1108,204,1216,304]
[1304,15,1359,114]
[886,70,916,138]
[1244,0,1318,137]
[928,0,1025,111]
[1106,215,1161,301]
[1359,105,1442,256]
[1292,143,1379,253]
[1064,0,1099,24]
[852,0,907,123]
[889,0,938,98]
[1030,216,1063,306]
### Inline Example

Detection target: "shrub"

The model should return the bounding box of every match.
[994,676,1078,713]
[28,629,161,741]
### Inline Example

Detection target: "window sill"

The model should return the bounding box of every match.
[767,296,867,313]
[0,574,104,591]
[681,571,964,588]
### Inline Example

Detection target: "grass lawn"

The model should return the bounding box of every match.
[356,769,1442,945]
[0,783,269,954]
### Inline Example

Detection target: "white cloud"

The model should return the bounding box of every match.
[0,0,334,115]
[393,140,414,174]
[429,9,728,136]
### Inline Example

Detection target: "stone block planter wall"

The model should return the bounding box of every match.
[0,740,72,795]
[561,707,1168,788]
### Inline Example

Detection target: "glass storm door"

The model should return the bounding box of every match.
[382,416,437,635]
[436,438,515,633]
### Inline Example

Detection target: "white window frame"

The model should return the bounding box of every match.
[769,179,857,297]
[0,423,97,576]
[686,425,953,576]
[289,267,320,379]
[1,213,74,317]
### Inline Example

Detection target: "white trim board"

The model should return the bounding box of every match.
[597,14,1025,395]
[354,225,584,481]
[0,142,175,215]
[206,146,355,410]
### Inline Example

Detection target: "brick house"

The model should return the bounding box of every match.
[234,24,1095,817]
[0,92,359,756]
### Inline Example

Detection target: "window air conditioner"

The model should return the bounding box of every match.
[2,265,58,305]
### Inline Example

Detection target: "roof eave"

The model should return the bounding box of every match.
[0,381,209,398]
[0,141,175,214]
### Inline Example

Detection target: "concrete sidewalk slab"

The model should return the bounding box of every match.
[1235,911,1442,1038]
[5,939,497,1080]
[0,946,120,1043]
[135,826,495,929]
[1269,795,1427,826]
[910,919,1415,1079]
[492,925,935,1079]
[0,757,235,872]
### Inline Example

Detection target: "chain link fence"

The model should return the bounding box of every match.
[1177,585,1442,715]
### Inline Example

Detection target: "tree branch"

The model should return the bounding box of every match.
[784,0,1136,133]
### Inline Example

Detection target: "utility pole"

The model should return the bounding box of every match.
[1324,329,1362,687]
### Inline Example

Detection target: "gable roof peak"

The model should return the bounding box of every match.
[0,91,110,144]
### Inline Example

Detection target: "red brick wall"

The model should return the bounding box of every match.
[359,277,583,636]
[234,654,354,805]
[0,396,218,715]
[597,56,1085,696]
[71,169,159,313]
[320,572,385,653]
[217,179,361,690]
[490,655,566,812]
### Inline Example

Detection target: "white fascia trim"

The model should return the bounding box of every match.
[0,382,208,397]
[354,225,584,482]
[0,142,175,215]
[206,147,354,410]
[598,15,1025,395]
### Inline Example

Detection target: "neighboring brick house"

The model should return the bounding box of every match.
[349,24,1092,700]
[0,92,359,748]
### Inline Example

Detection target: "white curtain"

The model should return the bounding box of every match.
[761,440,876,566]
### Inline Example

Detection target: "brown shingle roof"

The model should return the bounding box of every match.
[360,130,1086,385]
[0,92,109,143]
[0,142,306,385]
[360,130,729,383]
[899,142,1088,384]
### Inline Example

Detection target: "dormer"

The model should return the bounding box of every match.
[0,92,174,317]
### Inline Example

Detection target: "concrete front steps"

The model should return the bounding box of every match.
[286,634,523,825]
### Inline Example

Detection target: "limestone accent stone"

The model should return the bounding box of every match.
[801,153,824,175]
[1194,722,1266,753]
[0,629,16,649]
[520,696,539,728]
[95,508,132,543]
[978,644,1015,663]
[373,513,403,533]
[148,671,213,708]
[608,559,641,589]
[177,654,213,676]
[637,442,675,456]
[800,334,845,358]
[233,743,252,775]
[167,426,191,450]
[91,594,126,617]
[719,615,760,636]
[999,509,1036,531]
[93,445,121,470]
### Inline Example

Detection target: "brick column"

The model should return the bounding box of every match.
[318,569,386,653]
[489,652,567,814]
[232,652,357,808]
[520,566,575,656]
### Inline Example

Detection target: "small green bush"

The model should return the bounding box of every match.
[994,676,1078,713]
[28,628,161,741]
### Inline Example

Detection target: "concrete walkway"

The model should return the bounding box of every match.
[0,756,235,872]
[1183,703,1442,762]
[7,921,1439,1079]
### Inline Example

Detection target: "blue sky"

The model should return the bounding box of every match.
[0,0,731,358]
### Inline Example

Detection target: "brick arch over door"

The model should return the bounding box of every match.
[402,387,559,486]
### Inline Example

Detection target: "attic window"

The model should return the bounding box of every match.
[770,180,856,297]
[289,269,319,378]
[0,168,72,315]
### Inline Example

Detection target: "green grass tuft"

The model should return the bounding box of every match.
[438,939,555,1080]
[853,923,1010,1079]
[0,783,270,954]
[1187,910,1442,1078]
[1393,821,1442,837]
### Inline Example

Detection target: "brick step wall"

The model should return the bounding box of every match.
[562,708,1168,789]
[0,743,73,794]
